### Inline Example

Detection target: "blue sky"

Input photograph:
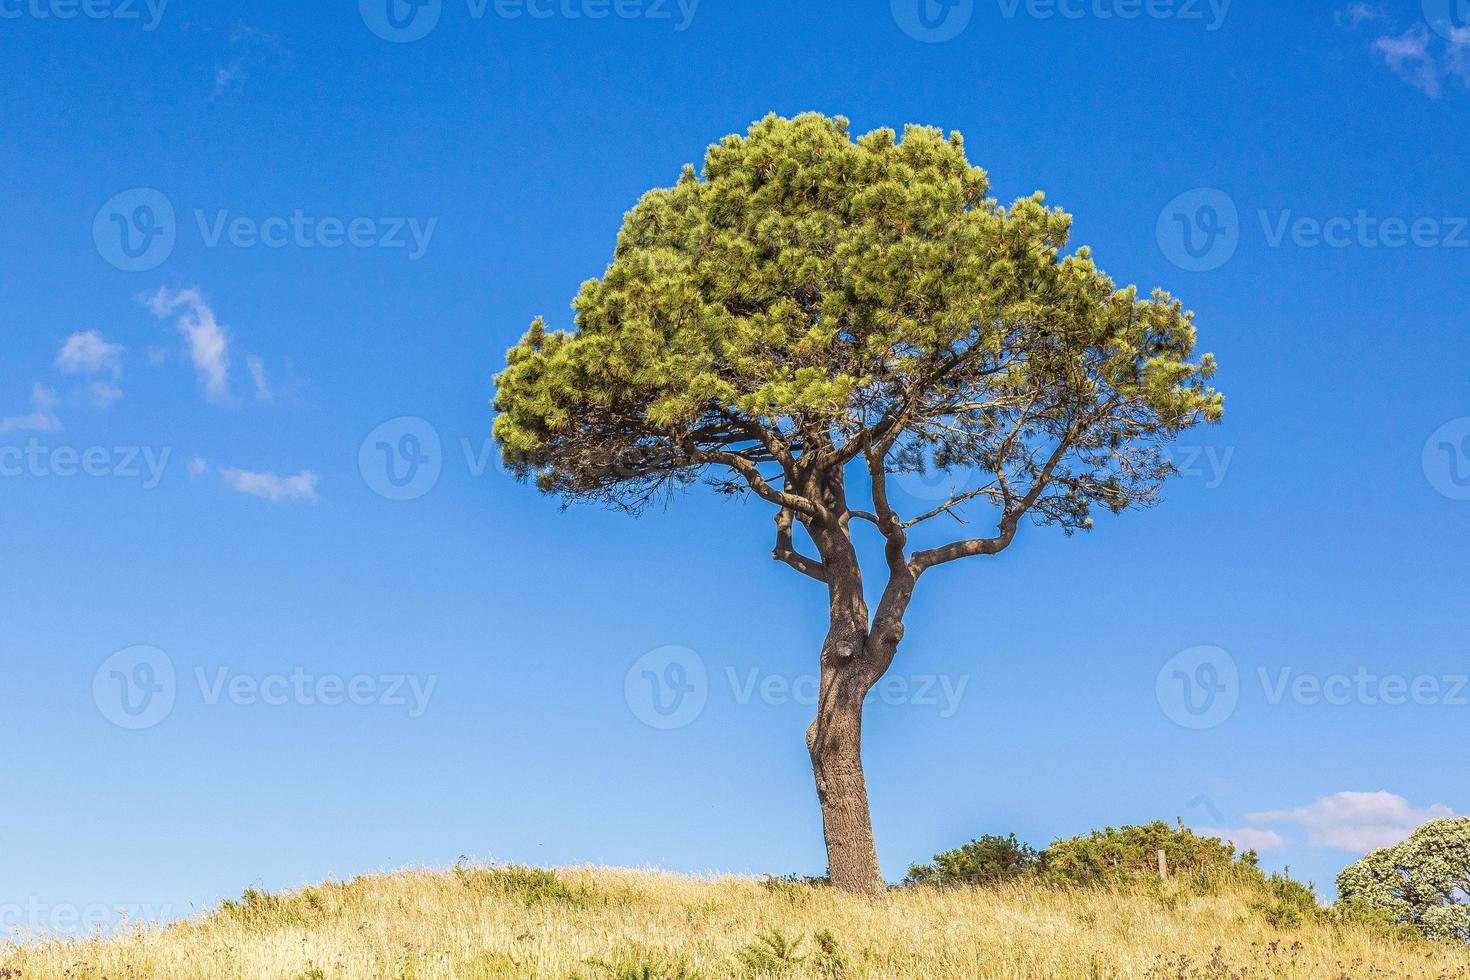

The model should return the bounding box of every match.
[2,0,1469,932]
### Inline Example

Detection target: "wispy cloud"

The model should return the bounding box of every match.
[1,384,62,433]
[220,467,319,504]
[246,354,272,403]
[56,331,125,378]
[1247,791,1453,852]
[211,23,281,100]
[1335,2,1385,29]
[144,287,232,403]
[1339,5,1470,98]
[85,381,125,409]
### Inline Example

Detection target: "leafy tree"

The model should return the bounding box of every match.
[493,113,1223,895]
[1336,817,1470,941]
[906,833,1038,886]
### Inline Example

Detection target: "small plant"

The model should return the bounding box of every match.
[735,929,808,974]
[810,930,849,978]
[454,863,590,908]
[1249,872,1321,930]
[581,957,702,980]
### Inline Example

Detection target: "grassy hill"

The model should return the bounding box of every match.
[5,864,1470,979]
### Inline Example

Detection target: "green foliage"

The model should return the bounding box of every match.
[734,929,810,975]
[908,822,1268,894]
[217,885,334,930]
[1248,873,1322,929]
[1335,817,1470,942]
[494,112,1221,528]
[452,864,592,909]
[581,957,703,980]
[905,833,1039,886]
[1040,821,1246,887]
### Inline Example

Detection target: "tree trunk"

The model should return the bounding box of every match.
[808,668,885,896]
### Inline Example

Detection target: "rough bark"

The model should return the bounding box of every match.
[800,470,914,897]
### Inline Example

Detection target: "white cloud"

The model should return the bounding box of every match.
[1374,25,1445,97]
[1,384,62,433]
[220,468,319,504]
[85,381,125,409]
[56,331,124,377]
[188,456,208,477]
[246,355,272,403]
[1336,3,1385,29]
[1248,791,1454,853]
[1197,826,1288,853]
[144,287,232,403]
[1340,7,1470,98]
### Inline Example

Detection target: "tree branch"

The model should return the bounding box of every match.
[773,508,827,582]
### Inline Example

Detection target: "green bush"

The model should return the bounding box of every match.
[905,834,1039,886]
[1040,821,1248,886]
[1248,872,1322,929]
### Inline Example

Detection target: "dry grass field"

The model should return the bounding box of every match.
[6,865,1470,979]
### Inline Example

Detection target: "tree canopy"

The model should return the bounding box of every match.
[1337,818,1470,941]
[494,112,1221,550]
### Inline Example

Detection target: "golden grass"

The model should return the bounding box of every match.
[5,865,1470,979]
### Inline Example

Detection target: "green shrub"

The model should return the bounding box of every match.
[734,929,810,975]
[905,834,1039,886]
[580,957,702,979]
[1040,820,1247,886]
[453,864,591,908]
[217,885,335,930]
[1249,872,1322,929]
